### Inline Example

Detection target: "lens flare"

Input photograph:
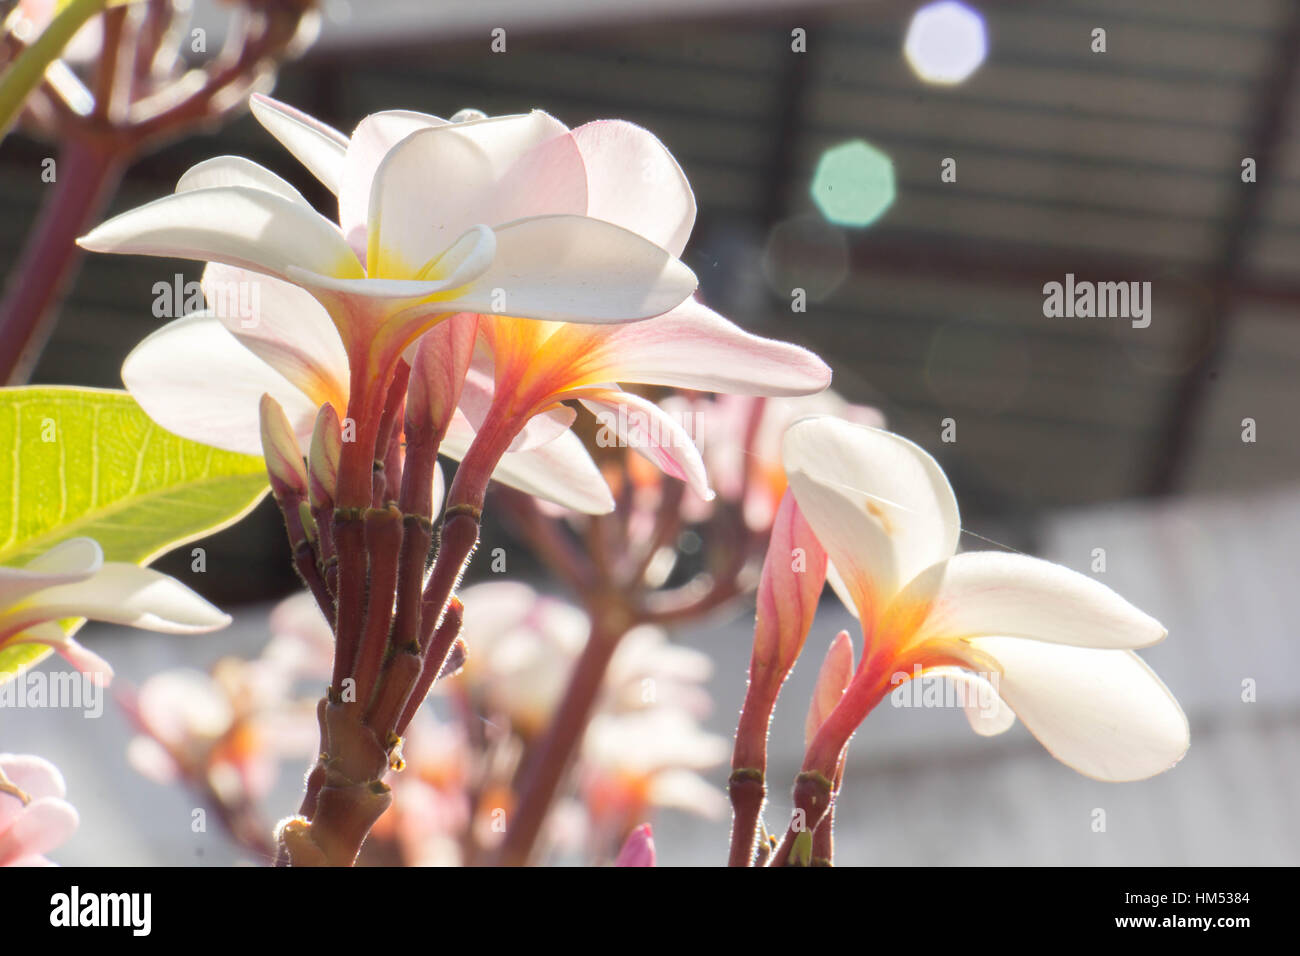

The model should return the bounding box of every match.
[904,1,987,86]
[810,140,895,228]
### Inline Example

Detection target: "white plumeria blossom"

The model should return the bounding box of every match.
[0,538,230,684]
[79,95,700,381]
[107,95,829,511]
[783,416,1189,782]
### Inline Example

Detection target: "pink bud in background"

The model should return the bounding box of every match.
[614,824,656,867]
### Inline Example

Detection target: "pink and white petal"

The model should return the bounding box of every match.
[0,539,101,610]
[7,564,230,637]
[476,127,587,229]
[249,94,349,195]
[923,666,1016,737]
[440,110,570,180]
[572,119,695,257]
[592,297,831,395]
[0,754,67,803]
[964,638,1189,782]
[782,418,961,623]
[78,187,364,283]
[575,387,712,500]
[175,155,310,208]
[122,313,319,455]
[441,416,615,515]
[0,796,78,865]
[444,215,697,323]
[899,551,1167,651]
[202,264,349,411]
[340,109,448,257]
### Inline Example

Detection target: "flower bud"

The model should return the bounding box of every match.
[614,824,656,867]
[308,402,342,511]
[259,394,307,499]
[751,489,828,688]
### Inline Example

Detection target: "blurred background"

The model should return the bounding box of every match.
[3,0,1298,865]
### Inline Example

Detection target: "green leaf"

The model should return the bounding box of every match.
[0,386,269,680]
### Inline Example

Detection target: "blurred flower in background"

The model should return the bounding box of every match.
[0,753,78,866]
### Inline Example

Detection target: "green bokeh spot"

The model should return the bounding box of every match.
[810,140,896,228]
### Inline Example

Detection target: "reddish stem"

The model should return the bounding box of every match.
[492,611,626,866]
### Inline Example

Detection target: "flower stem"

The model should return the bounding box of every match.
[492,610,627,866]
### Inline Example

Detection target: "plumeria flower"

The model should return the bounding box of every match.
[581,708,729,827]
[0,754,78,866]
[0,538,231,684]
[125,658,317,804]
[105,96,830,505]
[120,264,617,513]
[783,417,1189,783]
[78,95,703,492]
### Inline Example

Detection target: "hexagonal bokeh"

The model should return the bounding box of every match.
[810,139,896,228]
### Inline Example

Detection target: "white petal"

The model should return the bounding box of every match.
[202,264,349,411]
[175,155,310,209]
[249,93,348,195]
[899,551,1168,650]
[339,109,447,257]
[572,119,695,257]
[0,538,101,609]
[966,638,1189,782]
[782,418,960,624]
[448,215,697,323]
[362,112,581,273]
[122,313,319,455]
[8,562,231,635]
[78,186,364,283]
[924,665,1016,737]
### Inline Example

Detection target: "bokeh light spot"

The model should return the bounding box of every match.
[904,1,987,86]
[810,140,896,228]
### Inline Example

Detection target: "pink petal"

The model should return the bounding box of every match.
[614,823,656,867]
[572,120,695,257]
[573,387,712,500]
[0,796,78,865]
[593,297,831,396]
